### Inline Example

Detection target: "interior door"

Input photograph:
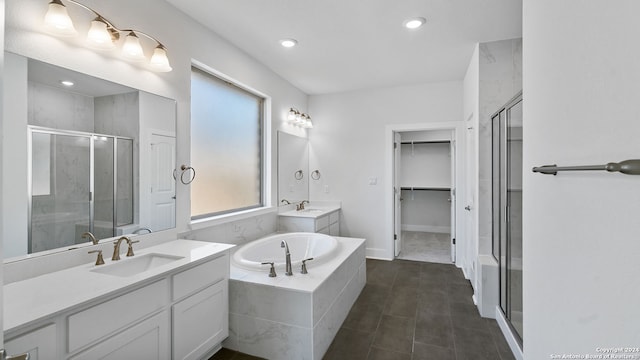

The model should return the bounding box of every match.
[393,132,402,257]
[149,134,176,230]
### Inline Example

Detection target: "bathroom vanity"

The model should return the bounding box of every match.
[3,240,234,360]
[278,205,341,236]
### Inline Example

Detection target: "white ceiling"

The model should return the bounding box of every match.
[167,0,522,95]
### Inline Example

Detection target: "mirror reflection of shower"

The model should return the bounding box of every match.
[29,127,134,253]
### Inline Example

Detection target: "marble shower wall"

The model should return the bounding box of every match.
[478,38,522,255]
[94,92,139,226]
[28,84,140,251]
[181,212,278,246]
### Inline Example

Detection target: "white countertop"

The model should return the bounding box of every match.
[278,205,341,219]
[4,239,234,333]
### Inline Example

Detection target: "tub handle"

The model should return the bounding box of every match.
[261,262,277,277]
[301,258,314,274]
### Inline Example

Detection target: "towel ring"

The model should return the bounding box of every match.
[311,170,321,180]
[176,165,196,185]
[295,170,304,180]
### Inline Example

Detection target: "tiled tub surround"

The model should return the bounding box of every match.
[225,236,366,360]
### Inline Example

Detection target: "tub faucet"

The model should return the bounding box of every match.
[280,240,293,276]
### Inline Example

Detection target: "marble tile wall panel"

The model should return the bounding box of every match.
[478,38,522,254]
[313,260,366,360]
[182,212,278,246]
[229,280,312,327]
[28,82,94,132]
[234,314,313,360]
[312,241,366,325]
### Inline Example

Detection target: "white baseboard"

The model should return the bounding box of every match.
[366,247,392,260]
[401,225,450,233]
[495,307,523,360]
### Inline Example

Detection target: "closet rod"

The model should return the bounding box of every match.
[400,140,450,145]
[532,159,640,175]
[400,187,450,191]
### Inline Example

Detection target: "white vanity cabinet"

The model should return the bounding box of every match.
[4,323,57,360]
[3,241,232,360]
[279,209,340,236]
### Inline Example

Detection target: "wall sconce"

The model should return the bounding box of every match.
[287,108,313,129]
[43,0,172,72]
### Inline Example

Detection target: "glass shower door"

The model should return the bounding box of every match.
[30,131,91,252]
[492,94,523,344]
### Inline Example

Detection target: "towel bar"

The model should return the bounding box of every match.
[532,159,640,175]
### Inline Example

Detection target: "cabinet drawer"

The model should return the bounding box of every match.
[329,211,339,224]
[69,311,169,360]
[67,279,169,353]
[315,215,329,231]
[173,281,228,360]
[173,254,228,300]
[5,323,57,360]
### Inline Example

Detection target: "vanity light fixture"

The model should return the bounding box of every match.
[404,17,426,30]
[43,0,172,72]
[287,108,313,128]
[280,39,298,48]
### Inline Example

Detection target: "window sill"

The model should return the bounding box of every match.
[189,206,277,231]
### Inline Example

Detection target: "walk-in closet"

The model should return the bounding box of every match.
[394,130,454,264]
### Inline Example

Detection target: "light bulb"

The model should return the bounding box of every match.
[404,17,426,29]
[280,39,298,48]
[122,32,146,62]
[44,0,77,36]
[149,45,172,72]
[87,18,115,50]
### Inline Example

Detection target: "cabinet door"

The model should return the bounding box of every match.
[69,311,170,360]
[173,280,228,360]
[5,324,57,360]
[329,222,340,236]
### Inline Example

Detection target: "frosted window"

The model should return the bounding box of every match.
[190,67,263,218]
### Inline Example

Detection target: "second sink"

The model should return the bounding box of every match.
[91,253,184,277]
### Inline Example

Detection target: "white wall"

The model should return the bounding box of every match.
[308,81,462,259]
[523,1,640,358]
[3,0,307,240]
[2,0,307,278]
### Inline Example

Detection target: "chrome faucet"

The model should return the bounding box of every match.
[112,236,138,260]
[280,240,293,276]
[296,200,310,211]
[81,231,99,245]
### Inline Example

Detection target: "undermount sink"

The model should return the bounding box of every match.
[299,208,324,213]
[91,253,184,277]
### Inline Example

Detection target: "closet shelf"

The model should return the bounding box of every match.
[400,140,450,145]
[400,186,451,191]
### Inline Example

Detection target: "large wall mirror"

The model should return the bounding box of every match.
[4,52,177,260]
[277,131,309,204]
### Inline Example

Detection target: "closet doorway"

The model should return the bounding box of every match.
[393,130,456,264]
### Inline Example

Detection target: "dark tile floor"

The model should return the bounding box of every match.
[323,259,515,360]
[211,258,515,360]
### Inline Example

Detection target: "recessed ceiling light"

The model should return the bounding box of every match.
[60,80,74,87]
[404,17,426,30]
[280,39,298,48]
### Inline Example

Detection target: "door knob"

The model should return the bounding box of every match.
[465,205,472,211]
